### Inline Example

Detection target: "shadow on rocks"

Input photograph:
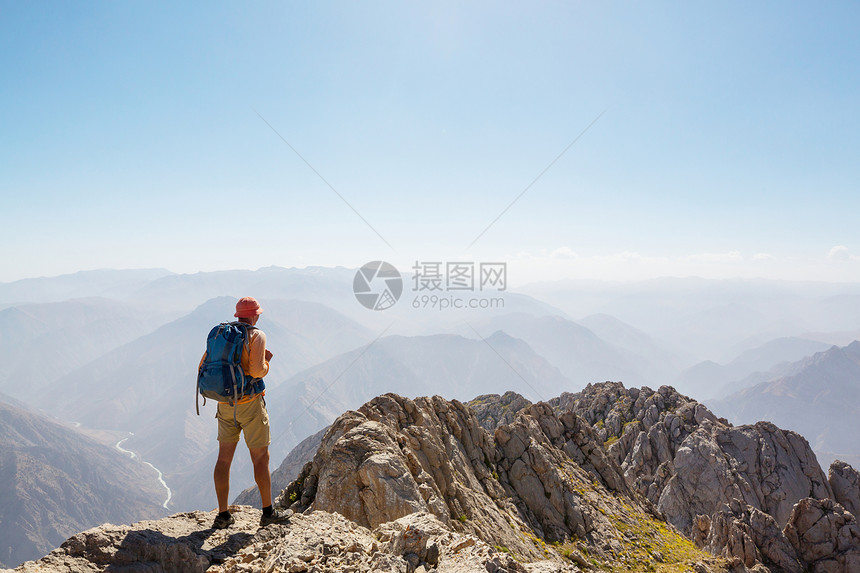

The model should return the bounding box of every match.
[101,523,254,572]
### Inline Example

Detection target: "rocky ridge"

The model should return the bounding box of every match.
[9,384,860,573]
[554,382,860,572]
[560,383,832,530]
[473,383,860,572]
[277,392,743,572]
[9,507,534,573]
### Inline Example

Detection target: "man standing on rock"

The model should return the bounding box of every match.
[200,296,292,529]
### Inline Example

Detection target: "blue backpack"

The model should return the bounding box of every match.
[196,322,263,423]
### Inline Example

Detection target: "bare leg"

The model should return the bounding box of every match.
[249,446,272,508]
[214,441,238,513]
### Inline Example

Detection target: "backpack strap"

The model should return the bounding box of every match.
[228,360,239,428]
[196,353,205,416]
[230,321,256,427]
[234,322,259,399]
[237,323,249,400]
[235,322,256,351]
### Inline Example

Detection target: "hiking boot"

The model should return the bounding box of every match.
[212,512,235,529]
[260,507,293,527]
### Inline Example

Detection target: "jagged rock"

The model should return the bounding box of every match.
[12,390,765,573]
[375,512,533,573]
[657,419,830,533]
[281,392,726,571]
[283,395,544,559]
[219,510,410,573]
[10,507,261,573]
[6,509,567,573]
[468,391,532,431]
[557,382,832,535]
[700,499,803,573]
[784,498,860,573]
[547,382,860,573]
[829,460,860,518]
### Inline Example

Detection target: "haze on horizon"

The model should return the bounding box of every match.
[2,2,859,284]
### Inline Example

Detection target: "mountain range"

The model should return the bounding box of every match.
[9,385,860,573]
[521,276,860,362]
[0,398,167,568]
[3,267,860,569]
[465,312,677,387]
[0,297,169,401]
[711,341,860,470]
[674,336,833,400]
[0,269,173,308]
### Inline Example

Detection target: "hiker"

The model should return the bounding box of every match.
[198,296,291,529]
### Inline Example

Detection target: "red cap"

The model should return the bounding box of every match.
[234,297,263,318]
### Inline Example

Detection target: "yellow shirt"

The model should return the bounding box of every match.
[199,324,269,404]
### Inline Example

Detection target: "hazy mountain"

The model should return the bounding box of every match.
[36,296,374,512]
[263,331,572,474]
[129,266,567,338]
[520,277,860,363]
[40,296,373,425]
[0,298,169,402]
[675,336,832,399]
[576,312,686,379]
[656,302,811,365]
[801,328,860,348]
[366,289,567,337]
[128,266,356,315]
[814,294,860,333]
[0,398,167,568]
[0,390,28,409]
[0,269,173,308]
[711,341,860,468]
[120,272,860,361]
[461,312,663,387]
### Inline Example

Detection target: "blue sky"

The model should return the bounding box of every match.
[2,1,859,284]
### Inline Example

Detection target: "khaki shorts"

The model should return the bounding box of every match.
[216,395,270,449]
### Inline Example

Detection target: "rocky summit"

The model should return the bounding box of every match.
[553,383,860,572]
[8,383,860,573]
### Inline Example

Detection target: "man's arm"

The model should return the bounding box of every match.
[246,330,270,379]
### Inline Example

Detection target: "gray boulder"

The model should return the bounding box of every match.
[829,460,860,519]
[784,497,860,573]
